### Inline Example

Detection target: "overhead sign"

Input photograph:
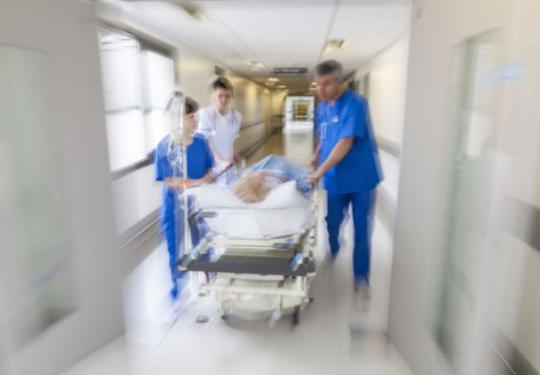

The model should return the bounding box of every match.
[273,67,308,75]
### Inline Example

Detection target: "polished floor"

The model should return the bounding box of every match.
[60,130,413,375]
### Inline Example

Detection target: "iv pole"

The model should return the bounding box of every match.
[168,89,192,259]
[177,91,192,256]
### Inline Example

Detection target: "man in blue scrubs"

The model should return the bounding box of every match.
[309,60,382,296]
[155,96,214,301]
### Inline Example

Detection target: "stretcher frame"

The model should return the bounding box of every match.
[178,189,319,326]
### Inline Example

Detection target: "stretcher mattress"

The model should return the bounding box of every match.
[190,182,312,239]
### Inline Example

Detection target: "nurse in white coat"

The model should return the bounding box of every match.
[197,77,242,185]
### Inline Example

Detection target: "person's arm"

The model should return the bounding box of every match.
[164,177,184,190]
[232,111,242,164]
[311,107,322,167]
[309,137,355,184]
[232,141,241,165]
[310,141,321,168]
[185,172,214,188]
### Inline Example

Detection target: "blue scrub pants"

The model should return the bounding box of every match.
[326,188,376,283]
[162,195,208,300]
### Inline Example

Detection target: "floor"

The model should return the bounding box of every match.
[60,130,413,375]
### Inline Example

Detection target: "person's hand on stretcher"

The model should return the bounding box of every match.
[164,158,238,191]
[215,160,235,176]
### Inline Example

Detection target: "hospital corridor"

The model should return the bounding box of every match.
[2,1,540,375]
[58,131,407,375]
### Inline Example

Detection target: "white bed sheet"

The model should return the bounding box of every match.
[204,205,311,239]
[190,181,312,239]
[189,181,307,210]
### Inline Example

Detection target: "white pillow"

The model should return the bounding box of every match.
[190,180,308,209]
[189,185,243,208]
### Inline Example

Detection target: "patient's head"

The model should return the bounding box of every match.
[233,171,279,203]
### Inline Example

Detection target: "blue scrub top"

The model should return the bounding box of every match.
[315,90,382,194]
[155,134,214,217]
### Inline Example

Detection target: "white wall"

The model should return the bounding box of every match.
[176,49,215,108]
[0,1,124,374]
[494,0,540,368]
[389,1,508,373]
[389,0,540,373]
[354,32,410,218]
[271,91,287,119]
[227,75,268,155]
[356,34,410,145]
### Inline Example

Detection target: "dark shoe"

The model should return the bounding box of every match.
[324,252,337,264]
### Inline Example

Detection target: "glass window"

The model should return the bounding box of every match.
[98,30,175,172]
[141,50,175,152]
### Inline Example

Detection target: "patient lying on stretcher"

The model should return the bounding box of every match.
[231,155,312,203]
[187,155,313,239]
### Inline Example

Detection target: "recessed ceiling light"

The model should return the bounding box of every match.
[247,61,265,69]
[324,38,346,53]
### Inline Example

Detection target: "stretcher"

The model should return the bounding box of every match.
[178,188,319,326]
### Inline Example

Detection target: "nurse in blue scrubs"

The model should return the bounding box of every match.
[155,95,214,300]
[309,60,382,296]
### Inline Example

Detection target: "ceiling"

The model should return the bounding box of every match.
[98,0,411,94]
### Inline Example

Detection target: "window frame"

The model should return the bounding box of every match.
[98,24,178,180]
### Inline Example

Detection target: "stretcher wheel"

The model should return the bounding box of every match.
[292,306,300,326]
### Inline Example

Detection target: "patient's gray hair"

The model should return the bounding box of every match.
[233,172,272,203]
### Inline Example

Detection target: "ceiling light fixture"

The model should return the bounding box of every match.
[324,38,346,54]
[267,77,279,82]
[247,61,265,69]
[125,0,211,22]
